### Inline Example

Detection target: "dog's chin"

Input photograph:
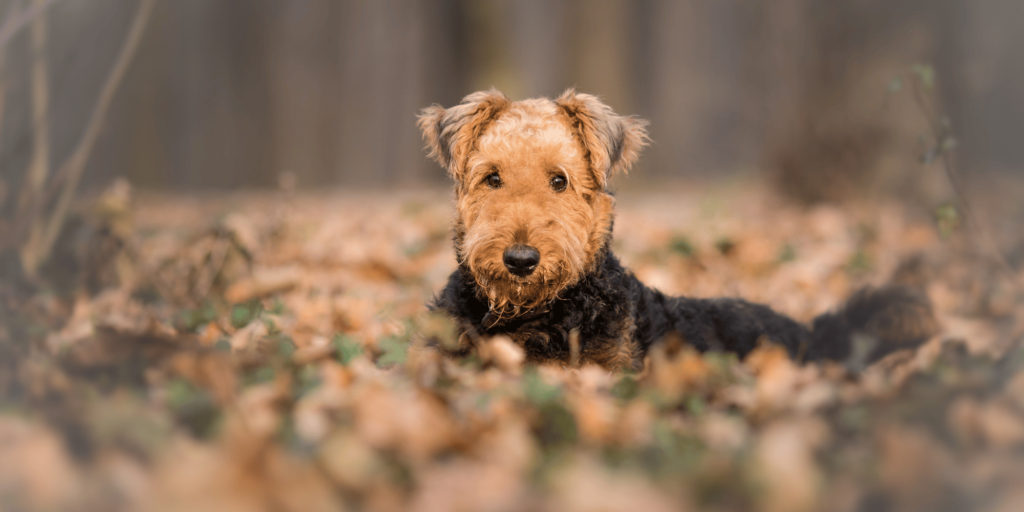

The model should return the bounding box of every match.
[470,263,577,319]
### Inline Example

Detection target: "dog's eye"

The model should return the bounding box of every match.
[550,175,567,192]
[485,173,502,189]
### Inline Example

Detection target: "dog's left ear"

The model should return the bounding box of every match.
[556,89,648,190]
[418,88,512,182]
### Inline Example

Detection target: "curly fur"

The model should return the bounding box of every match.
[419,89,938,370]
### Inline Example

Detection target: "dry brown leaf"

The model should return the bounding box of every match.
[731,232,779,275]
[569,391,617,444]
[167,350,237,404]
[878,424,960,511]
[943,315,1001,356]
[0,418,83,511]
[644,343,711,400]
[978,400,1024,448]
[745,342,800,411]
[145,439,344,512]
[613,400,655,447]
[699,411,749,451]
[753,418,827,512]
[409,461,525,512]
[546,455,681,512]
[353,384,458,461]
[220,213,261,255]
[478,335,525,374]
[473,417,536,473]
[230,319,269,351]
[225,265,303,303]
[318,430,387,490]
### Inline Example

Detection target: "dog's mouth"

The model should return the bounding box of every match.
[475,268,541,294]
[505,272,536,284]
[469,258,577,319]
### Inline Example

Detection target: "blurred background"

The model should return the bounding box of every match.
[2,4,1024,511]
[0,0,1022,198]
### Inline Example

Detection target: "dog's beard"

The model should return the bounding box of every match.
[471,263,570,320]
[460,228,587,321]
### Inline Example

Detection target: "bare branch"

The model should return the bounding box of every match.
[909,72,1020,290]
[17,0,52,276]
[0,0,61,52]
[28,0,155,275]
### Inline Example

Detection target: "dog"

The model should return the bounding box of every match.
[418,88,937,371]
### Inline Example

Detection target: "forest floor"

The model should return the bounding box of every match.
[2,179,1023,512]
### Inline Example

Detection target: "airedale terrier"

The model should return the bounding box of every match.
[418,88,937,370]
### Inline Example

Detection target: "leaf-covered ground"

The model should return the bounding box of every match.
[2,180,1023,512]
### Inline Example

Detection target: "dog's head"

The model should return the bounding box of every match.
[418,88,648,318]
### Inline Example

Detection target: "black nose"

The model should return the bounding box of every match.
[503,245,540,277]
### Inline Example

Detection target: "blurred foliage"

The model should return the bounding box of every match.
[0,182,1020,511]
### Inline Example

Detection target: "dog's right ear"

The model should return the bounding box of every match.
[418,88,511,181]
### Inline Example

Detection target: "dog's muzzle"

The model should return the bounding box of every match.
[503,244,540,277]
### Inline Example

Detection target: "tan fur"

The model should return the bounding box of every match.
[584,317,640,370]
[422,91,934,371]
[417,88,512,181]
[555,89,649,190]
[419,89,648,320]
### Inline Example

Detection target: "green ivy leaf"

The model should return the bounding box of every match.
[935,204,960,240]
[714,237,735,256]
[334,334,363,365]
[415,310,459,350]
[847,249,872,275]
[523,368,561,404]
[231,301,263,329]
[611,375,640,401]
[670,235,696,257]
[276,336,296,358]
[911,64,935,91]
[887,77,903,93]
[176,302,218,332]
[377,336,408,367]
[777,243,797,263]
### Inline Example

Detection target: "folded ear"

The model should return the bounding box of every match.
[555,89,649,190]
[417,88,512,181]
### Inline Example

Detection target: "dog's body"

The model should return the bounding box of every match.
[419,89,936,370]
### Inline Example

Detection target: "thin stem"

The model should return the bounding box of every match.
[32,0,155,274]
[0,0,60,51]
[16,0,52,277]
[910,76,1019,289]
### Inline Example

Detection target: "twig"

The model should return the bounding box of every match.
[568,328,580,368]
[0,58,7,214]
[908,76,1020,290]
[17,0,52,276]
[30,0,155,275]
[191,234,231,302]
[0,0,61,52]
